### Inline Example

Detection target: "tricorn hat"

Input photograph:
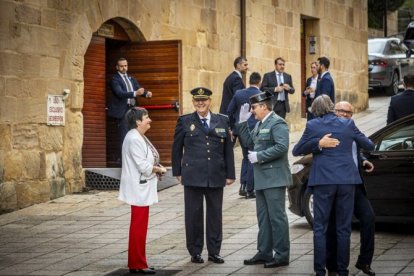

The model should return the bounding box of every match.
[190,87,212,99]
[249,90,273,104]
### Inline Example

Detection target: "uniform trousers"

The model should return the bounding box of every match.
[128,205,149,269]
[184,186,223,256]
[255,187,290,262]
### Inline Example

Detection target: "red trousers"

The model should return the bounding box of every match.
[128,205,149,269]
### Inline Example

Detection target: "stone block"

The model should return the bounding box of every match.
[16,5,41,25]
[56,11,72,32]
[0,124,11,150]
[0,96,17,123]
[49,177,65,199]
[0,181,17,213]
[39,125,63,151]
[5,77,24,98]
[45,151,63,179]
[15,180,50,209]
[0,52,24,75]
[12,124,39,150]
[40,57,60,78]
[41,8,57,29]
[16,96,46,123]
[4,150,23,180]
[47,0,71,11]
[0,77,4,96]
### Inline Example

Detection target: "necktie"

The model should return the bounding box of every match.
[124,75,135,106]
[277,73,285,101]
[124,75,133,92]
[201,118,209,130]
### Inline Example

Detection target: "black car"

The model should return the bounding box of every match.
[288,114,414,226]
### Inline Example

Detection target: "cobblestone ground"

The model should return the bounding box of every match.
[0,95,413,276]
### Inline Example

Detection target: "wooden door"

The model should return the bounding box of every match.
[82,35,106,167]
[106,40,181,166]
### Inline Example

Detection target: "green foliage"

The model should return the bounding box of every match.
[369,0,406,29]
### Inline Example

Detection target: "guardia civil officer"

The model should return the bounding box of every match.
[237,91,291,268]
[171,87,236,264]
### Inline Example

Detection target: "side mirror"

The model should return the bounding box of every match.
[406,48,414,58]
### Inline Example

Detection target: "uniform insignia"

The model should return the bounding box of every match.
[221,139,224,143]
[259,129,270,134]
[190,124,195,131]
[215,128,225,133]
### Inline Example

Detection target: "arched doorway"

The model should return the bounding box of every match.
[82,18,181,169]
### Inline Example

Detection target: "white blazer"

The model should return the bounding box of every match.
[118,129,158,206]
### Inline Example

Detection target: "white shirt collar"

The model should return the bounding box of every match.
[261,111,273,124]
[320,71,329,78]
[198,112,211,121]
[234,70,242,78]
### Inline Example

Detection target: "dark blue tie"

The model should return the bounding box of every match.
[201,118,209,130]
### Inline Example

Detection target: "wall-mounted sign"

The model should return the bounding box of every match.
[97,23,115,38]
[47,95,65,126]
[309,35,316,55]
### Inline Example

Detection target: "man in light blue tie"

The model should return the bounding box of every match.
[261,57,295,119]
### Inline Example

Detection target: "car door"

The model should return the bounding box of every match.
[362,117,414,222]
[389,40,408,81]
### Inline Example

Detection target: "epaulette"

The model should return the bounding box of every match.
[218,113,229,118]
[179,113,192,118]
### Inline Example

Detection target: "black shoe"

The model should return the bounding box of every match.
[208,254,225,264]
[243,256,268,265]
[245,191,256,199]
[191,254,204,263]
[264,259,289,268]
[239,186,247,196]
[355,263,375,276]
[129,268,156,274]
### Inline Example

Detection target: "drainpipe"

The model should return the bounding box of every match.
[241,0,246,84]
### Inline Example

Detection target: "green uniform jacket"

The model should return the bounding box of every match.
[236,112,292,190]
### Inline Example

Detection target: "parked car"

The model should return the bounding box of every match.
[368,38,414,96]
[403,21,414,50]
[288,114,414,227]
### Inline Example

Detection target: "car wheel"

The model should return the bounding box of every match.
[386,72,399,96]
[303,192,314,227]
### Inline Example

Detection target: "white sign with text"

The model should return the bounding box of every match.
[47,95,65,126]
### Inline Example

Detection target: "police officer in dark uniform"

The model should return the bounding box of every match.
[171,87,236,264]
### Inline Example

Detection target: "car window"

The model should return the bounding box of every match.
[388,41,404,55]
[376,122,414,151]
[368,40,386,54]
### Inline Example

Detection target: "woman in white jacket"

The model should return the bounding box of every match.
[118,107,166,275]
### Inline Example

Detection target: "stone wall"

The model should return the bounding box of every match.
[0,0,368,212]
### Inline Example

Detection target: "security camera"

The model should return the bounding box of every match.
[63,89,70,100]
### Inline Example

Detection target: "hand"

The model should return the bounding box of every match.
[136,87,145,96]
[239,103,251,123]
[248,150,258,164]
[362,160,374,172]
[282,83,291,90]
[319,133,340,148]
[226,179,235,185]
[274,86,284,93]
[146,91,152,98]
[176,176,181,182]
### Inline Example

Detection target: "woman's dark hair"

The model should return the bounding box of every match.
[125,107,148,130]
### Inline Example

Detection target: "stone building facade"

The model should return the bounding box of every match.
[0,0,368,212]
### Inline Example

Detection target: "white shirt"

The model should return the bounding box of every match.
[198,112,211,127]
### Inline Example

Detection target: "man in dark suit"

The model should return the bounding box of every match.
[293,95,374,276]
[171,87,235,265]
[314,56,335,103]
[318,101,376,276]
[227,72,262,199]
[219,57,248,114]
[237,91,291,269]
[387,73,414,124]
[261,57,295,119]
[303,62,318,120]
[107,57,152,144]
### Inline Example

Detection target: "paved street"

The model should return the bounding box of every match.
[1,95,413,276]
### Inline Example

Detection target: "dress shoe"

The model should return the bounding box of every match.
[327,271,337,276]
[245,191,256,199]
[239,186,247,196]
[129,268,156,274]
[243,256,268,265]
[264,259,289,268]
[208,254,225,264]
[355,263,375,276]
[191,254,204,263]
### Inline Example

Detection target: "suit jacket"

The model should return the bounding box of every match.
[219,71,245,114]
[171,112,235,187]
[107,73,145,119]
[292,113,374,186]
[387,89,414,124]
[226,86,261,135]
[236,112,292,190]
[314,71,335,103]
[261,71,295,112]
[118,129,158,206]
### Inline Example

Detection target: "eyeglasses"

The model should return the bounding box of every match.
[335,109,353,116]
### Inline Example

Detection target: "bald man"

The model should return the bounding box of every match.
[320,101,376,276]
